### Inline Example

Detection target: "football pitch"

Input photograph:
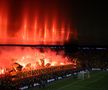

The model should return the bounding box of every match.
[29,71,108,90]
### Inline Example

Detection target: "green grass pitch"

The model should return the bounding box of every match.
[28,71,108,90]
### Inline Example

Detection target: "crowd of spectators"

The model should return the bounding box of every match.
[0,47,108,90]
[75,47,108,70]
[0,65,77,90]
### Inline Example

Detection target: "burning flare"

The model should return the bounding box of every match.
[0,46,76,75]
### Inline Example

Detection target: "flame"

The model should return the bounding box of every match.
[0,68,5,75]
[0,46,76,75]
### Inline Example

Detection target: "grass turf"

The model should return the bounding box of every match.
[28,71,108,90]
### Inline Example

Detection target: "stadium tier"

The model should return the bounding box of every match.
[0,64,77,90]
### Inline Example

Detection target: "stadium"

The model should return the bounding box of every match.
[0,0,108,90]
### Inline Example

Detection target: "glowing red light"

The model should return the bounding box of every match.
[0,1,77,45]
[0,2,8,43]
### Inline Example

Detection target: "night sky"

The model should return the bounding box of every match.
[63,0,108,45]
[71,0,108,45]
[0,0,108,45]
[51,0,108,46]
